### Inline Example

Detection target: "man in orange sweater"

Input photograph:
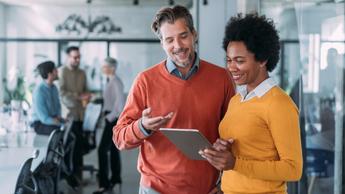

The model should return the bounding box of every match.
[113,5,235,194]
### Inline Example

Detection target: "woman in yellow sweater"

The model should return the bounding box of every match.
[200,13,303,194]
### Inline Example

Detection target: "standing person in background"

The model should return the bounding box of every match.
[93,57,125,194]
[32,61,64,135]
[113,5,235,194]
[200,13,303,194]
[59,46,91,182]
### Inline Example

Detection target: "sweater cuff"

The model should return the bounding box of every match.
[138,118,152,137]
[233,157,243,172]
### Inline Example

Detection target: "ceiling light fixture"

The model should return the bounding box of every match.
[56,0,122,35]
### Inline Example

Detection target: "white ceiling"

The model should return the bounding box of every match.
[0,0,193,7]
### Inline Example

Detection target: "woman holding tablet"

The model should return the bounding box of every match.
[200,13,303,194]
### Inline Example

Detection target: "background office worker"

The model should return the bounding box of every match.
[114,5,235,194]
[32,61,64,135]
[59,46,91,180]
[200,13,303,194]
[93,57,125,194]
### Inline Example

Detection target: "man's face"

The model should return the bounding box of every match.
[48,68,58,81]
[67,50,81,69]
[160,18,197,68]
[102,64,115,76]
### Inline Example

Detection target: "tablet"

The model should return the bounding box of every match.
[160,128,212,160]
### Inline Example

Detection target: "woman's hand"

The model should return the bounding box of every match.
[199,138,236,171]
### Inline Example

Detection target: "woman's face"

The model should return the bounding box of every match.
[226,41,267,92]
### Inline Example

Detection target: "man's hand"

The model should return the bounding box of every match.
[57,117,66,124]
[79,92,92,100]
[53,117,62,125]
[199,138,236,171]
[141,107,173,131]
[79,93,92,107]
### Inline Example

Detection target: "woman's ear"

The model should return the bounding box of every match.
[259,60,268,68]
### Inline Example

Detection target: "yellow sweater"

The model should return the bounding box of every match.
[219,86,303,194]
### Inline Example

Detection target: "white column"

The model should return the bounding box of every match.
[193,0,237,67]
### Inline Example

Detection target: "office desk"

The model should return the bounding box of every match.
[0,132,49,194]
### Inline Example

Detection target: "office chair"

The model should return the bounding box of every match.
[43,129,64,165]
[59,119,81,190]
[82,102,102,177]
[14,149,40,194]
[61,119,75,176]
[35,129,64,194]
[306,148,334,194]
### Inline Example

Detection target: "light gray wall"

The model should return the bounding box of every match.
[196,0,237,67]
[0,2,5,105]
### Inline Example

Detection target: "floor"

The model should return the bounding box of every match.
[61,124,140,194]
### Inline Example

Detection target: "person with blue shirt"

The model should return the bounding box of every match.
[32,61,65,135]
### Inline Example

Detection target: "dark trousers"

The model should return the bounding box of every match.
[98,117,121,188]
[32,121,59,136]
[71,121,84,179]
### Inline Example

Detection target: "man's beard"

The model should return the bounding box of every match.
[175,58,192,68]
[172,48,193,68]
[70,63,79,69]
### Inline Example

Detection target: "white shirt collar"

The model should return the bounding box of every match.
[238,77,277,102]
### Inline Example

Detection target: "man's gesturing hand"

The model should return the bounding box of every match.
[141,107,174,131]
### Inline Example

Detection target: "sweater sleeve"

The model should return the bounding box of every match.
[233,95,303,181]
[112,74,149,150]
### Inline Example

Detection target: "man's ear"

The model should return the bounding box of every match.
[193,30,198,44]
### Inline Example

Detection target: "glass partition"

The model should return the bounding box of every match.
[261,1,345,194]
[4,42,58,104]
[59,41,108,92]
[2,40,164,105]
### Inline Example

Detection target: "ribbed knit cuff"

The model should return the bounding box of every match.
[138,118,152,137]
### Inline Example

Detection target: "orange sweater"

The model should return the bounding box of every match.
[113,60,235,194]
[219,86,303,194]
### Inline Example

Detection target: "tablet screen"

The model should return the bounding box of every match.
[160,128,212,160]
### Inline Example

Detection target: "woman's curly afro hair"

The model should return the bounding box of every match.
[223,13,280,72]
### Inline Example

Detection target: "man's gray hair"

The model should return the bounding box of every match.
[104,57,118,69]
[151,5,195,40]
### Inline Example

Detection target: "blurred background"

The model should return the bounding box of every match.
[0,0,344,194]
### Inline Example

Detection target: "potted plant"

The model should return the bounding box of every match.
[2,74,27,124]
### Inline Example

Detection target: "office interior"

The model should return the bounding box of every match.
[0,0,344,193]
